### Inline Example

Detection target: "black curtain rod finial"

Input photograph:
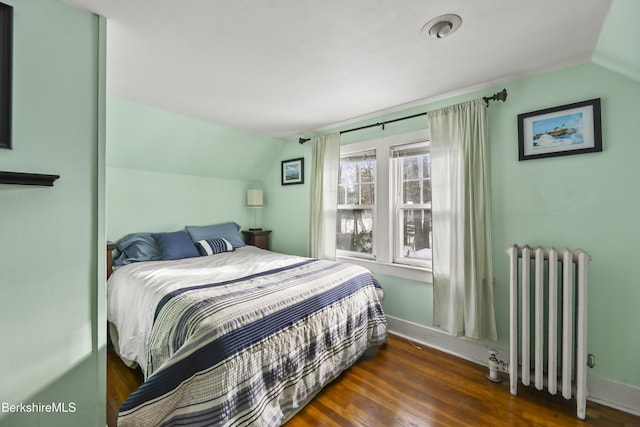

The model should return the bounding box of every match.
[483,88,508,106]
[298,137,310,145]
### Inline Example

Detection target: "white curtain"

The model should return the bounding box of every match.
[428,98,497,340]
[309,133,340,260]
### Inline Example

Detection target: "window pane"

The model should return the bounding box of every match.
[422,179,431,203]
[422,153,430,178]
[338,184,346,205]
[346,185,359,205]
[361,183,375,204]
[402,157,420,180]
[403,180,421,204]
[400,209,432,260]
[339,162,356,185]
[360,161,375,183]
[336,209,373,254]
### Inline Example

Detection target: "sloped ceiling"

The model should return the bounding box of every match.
[66,0,614,139]
[592,0,640,84]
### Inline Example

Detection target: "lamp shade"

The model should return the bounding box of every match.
[247,189,263,207]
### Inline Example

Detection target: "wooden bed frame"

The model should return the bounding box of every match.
[107,242,117,279]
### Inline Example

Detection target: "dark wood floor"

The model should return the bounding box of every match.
[107,334,640,426]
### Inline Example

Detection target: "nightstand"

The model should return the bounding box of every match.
[242,230,272,250]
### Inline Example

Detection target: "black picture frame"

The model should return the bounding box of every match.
[0,2,12,150]
[281,157,304,185]
[517,98,602,161]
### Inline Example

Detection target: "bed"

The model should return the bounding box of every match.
[107,223,387,426]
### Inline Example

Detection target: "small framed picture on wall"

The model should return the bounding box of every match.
[281,158,304,185]
[517,98,602,161]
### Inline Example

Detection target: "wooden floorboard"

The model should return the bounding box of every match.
[107,334,640,426]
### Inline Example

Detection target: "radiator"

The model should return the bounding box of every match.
[506,245,591,419]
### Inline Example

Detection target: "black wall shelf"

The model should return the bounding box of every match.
[0,171,60,186]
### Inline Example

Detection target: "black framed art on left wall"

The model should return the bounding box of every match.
[0,2,12,149]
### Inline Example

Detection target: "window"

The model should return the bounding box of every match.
[336,150,376,257]
[392,142,432,268]
[336,130,432,282]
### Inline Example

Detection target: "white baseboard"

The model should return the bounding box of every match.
[587,375,640,417]
[386,315,640,417]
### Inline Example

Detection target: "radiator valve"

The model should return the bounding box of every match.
[487,350,502,383]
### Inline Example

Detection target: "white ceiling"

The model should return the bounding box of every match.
[66,0,611,139]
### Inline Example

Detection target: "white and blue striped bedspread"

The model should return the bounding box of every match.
[110,247,387,426]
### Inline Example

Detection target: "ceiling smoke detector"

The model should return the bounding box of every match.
[421,14,462,39]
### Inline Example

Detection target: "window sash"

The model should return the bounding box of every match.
[392,142,432,267]
[337,151,377,260]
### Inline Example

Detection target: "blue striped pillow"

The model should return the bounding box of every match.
[196,238,234,256]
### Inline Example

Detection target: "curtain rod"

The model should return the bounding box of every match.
[298,88,507,144]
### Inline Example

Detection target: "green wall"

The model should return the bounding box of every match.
[491,63,640,388]
[266,62,640,389]
[107,166,259,240]
[0,1,105,426]
[261,141,311,255]
[106,98,284,240]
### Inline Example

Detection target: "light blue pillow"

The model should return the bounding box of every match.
[152,230,200,260]
[113,233,162,266]
[186,222,245,248]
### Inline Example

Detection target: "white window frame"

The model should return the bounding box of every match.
[336,129,432,283]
